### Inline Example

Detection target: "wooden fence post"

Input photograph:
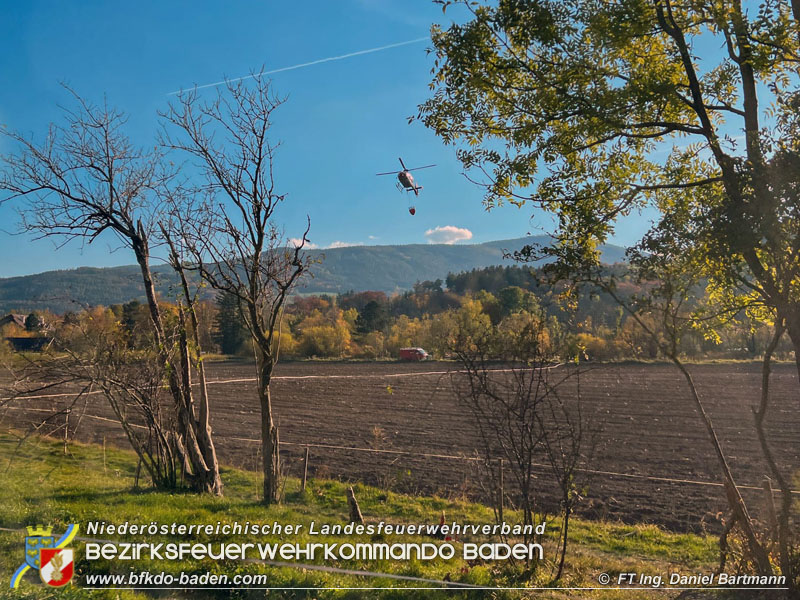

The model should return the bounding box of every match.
[134,457,142,489]
[63,409,71,454]
[302,446,310,491]
[498,458,504,524]
[762,477,778,541]
[347,486,364,524]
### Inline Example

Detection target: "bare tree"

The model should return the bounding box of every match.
[538,369,592,581]
[5,310,182,487]
[445,303,592,576]
[0,90,222,494]
[160,76,310,504]
[161,225,223,493]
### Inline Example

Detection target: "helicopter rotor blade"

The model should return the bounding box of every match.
[398,157,407,171]
[376,170,402,176]
[406,164,437,172]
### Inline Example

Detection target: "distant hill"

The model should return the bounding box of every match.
[0,236,626,313]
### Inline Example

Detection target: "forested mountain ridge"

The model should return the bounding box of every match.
[0,236,626,313]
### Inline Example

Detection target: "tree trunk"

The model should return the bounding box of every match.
[782,314,800,391]
[754,324,796,588]
[132,233,221,494]
[167,234,223,496]
[258,354,280,504]
[132,236,167,347]
[792,0,800,45]
[555,505,570,581]
[194,358,223,495]
[260,395,280,504]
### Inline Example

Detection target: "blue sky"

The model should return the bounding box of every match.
[0,1,649,277]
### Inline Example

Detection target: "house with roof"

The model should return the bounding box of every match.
[0,313,27,329]
[1,313,52,351]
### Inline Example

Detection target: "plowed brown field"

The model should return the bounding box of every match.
[3,360,798,533]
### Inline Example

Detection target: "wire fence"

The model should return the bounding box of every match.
[3,402,797,497]
[0,365,800,496]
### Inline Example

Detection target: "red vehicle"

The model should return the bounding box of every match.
[399,347,429,361]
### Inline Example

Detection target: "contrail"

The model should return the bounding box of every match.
[167,36,429,95]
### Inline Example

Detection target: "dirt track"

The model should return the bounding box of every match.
[3,360,798,533]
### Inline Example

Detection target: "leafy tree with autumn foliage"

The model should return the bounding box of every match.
[421,0,800,371]
[420,0,800,583]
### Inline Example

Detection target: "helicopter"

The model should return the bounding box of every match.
[376,157,436,215]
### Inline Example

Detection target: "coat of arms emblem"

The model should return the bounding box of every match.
[39,548,74,587]
[10,523,78,589]
[24,525,55,570]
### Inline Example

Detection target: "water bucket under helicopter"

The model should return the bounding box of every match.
[396,182,416,215]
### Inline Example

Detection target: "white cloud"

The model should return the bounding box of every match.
[328,241,364,249]
[289,238,318,249]
[424,226,473,245]
[368,235,379,240]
